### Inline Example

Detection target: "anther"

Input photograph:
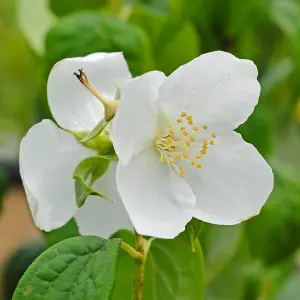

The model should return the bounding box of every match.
[196,163,202,168]
[176,155,182,160]
[209,140,215,145]
[196,155,201,160]
[181,112,187,117]
[177,118,183,123]
[193,126,199,131]
[202,125,208,130]
[212,132,216,138]
[183,152,189,158]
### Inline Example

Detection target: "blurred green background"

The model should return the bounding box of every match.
[1,0,300,299]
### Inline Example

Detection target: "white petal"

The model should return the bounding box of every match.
[116,147,195,238]
[111,71,166,165]
[48,52,132,131]
[185,132,273,225]
[19,120,95,231]
[157,51,260,132]
[74,162,133,238]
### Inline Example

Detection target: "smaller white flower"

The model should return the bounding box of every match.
[20,52,133,238]
[112,51,274,239]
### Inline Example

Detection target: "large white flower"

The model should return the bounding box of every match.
[20,52,133,238]
[112,51,274,239]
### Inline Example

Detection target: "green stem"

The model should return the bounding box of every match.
[133,232,148,300]
[121,241,143,261]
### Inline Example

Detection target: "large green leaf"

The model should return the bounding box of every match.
[111,230,205,300]
[45,12,153,76]
[13,236,121,300]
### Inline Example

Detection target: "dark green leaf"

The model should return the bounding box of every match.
[13,236,121,300]
[73,155,111,207]
[49,0,106,17]
[43,218,79,248]
[45,12,154,76]
[111,230,205,300]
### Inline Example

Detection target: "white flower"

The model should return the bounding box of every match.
[112,51,274,239]
[20,52,133,238]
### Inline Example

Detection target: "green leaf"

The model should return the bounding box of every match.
[202,224,242,283]
[269,0,300,38]
[244,161,300,265]
[43,218,79,248]
[155,22,200,75]
[73,155,111,207]
[154,0,201,50]
[111,230,205,300]
[179,218,204,251]
[13,236,121,300]
[275,270,300,300]
[16,0,56,55]
[260,58,294,96]
[237,104,274,157]
[79,119,108,143]
[49,0,106,17]
[45,12,154,76]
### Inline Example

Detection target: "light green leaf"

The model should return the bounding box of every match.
[43,218,79,248]
[111,230,205,300]
[155,22,200,75]
[260,58,294,96]
[114,84,121,100]
[275,271,300,300]
[73,155,111,207]
[204,224,242,283]
[179,218,204,251]
[13,236,121,300]
[269,0,300,37]
[16,0,56,55]
[79,119,108,143]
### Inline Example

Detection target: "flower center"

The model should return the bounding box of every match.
[155,112,217,177]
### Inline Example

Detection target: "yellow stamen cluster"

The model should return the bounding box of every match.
[155,112,217,177]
